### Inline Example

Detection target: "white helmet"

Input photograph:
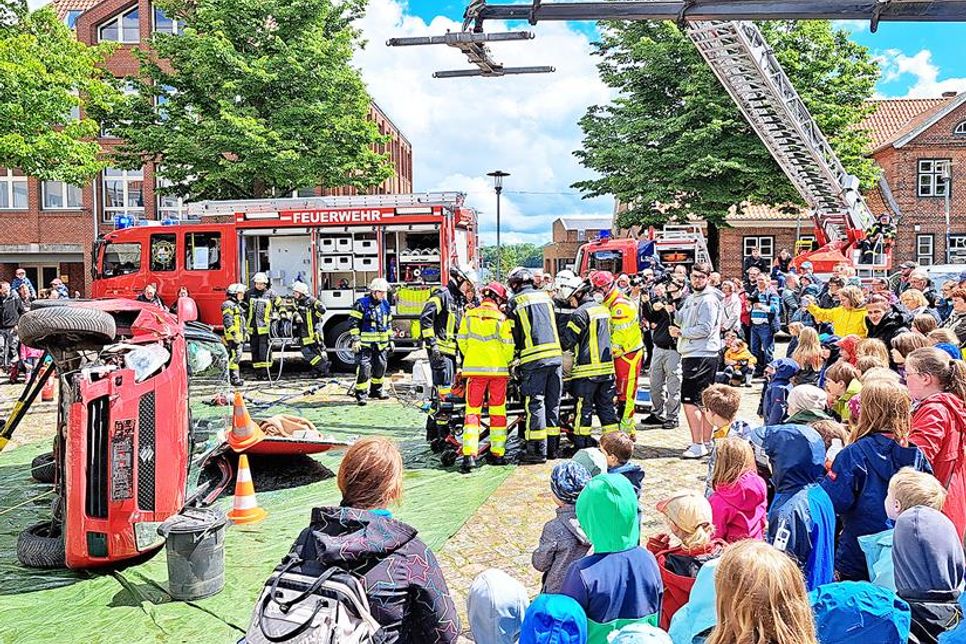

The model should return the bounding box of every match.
[291,281,310,296]
[252,272,269,285]
[554,270,577,292]
[369,277,390,293]
[556,274,585,301]
[227,283,246,295]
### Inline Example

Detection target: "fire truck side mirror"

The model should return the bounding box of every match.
[177,297,198,324]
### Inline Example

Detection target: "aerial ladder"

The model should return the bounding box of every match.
[387,1,966,275]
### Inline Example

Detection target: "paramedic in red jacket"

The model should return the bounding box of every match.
[905,347,966,539]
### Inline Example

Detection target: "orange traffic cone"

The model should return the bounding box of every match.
[228,392,265,452]
[227,454,267,525]
[41,369,56,402]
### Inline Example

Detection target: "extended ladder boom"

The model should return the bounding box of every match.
[685,21,876,245]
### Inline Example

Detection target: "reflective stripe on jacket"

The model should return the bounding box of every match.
[605,289,643,355]
[508,286,562,366]
[222,299,245,343]
[245,288,279,335]
[349,295,393,345]
[561,301,615,379]
[419,284,464,356]
[296,295,327,343]
[456,300,514,377]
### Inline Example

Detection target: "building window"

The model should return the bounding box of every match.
[102,168,144,222]
[950,235,966,263]
[0,168,28,210]
[152,6,182,34]
[916,234,935,266]
[98,6,139,43]
[65,9,82,28]
[918,159,951,198]
[743,235,774,262]
[156,177,187,220]
[42,181,83,209]
[955,121,966,136]
[185,232,222,270]
[577,229,586,242]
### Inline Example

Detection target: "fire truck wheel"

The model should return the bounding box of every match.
[324,320,357,372]
[30,452,56,484]
[17,521,65,569]
[18,306,116,352]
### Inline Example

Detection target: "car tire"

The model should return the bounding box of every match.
[17,521,66,569]
[324,319,357,373]
[31,452,56,484]
[18,306,116,351]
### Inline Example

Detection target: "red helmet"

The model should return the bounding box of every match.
[589,270,615,292]
[482,282,508,303]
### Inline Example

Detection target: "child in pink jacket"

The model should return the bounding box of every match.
[709,437,767,543]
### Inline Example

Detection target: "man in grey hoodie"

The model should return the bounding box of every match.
[532,460,592,593]
[671,262,723,459]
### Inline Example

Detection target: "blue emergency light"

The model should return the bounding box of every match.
[113,213,135,229]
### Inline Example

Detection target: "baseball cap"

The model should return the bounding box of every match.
[827,276,845,286]
[900,261,917,270]
[801,261,813,270]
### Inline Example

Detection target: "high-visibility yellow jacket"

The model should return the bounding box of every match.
[419,284,465,356]
[456,300,514,377]
[222,299,245,343]
[561,300,615,379]
[295,295,326,344]
[507,286,562,367]
[807,303,868,338]
[245,287,280,336]
[349,295,393,347]
[605,289,643,356]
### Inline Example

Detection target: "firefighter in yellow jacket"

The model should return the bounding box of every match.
[456,282,515,472]
[560,278,620,449]
[245,272,281,379]
[222,283,247,387]
[591,271,644,437]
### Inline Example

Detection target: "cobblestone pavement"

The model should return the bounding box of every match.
[437,372,768,641]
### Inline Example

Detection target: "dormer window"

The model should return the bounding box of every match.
[98,6,139,43]
[955,121,966,136]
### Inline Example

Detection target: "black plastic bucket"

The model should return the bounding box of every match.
[157,507,227,601]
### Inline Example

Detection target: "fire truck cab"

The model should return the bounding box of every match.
[91,192,478,370]
[574,225,713,276]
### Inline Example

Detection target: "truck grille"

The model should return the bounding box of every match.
[137,392,156,511]
[85,396,109,519]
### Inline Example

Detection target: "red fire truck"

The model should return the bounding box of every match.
[90,192,478,369]
[574,225,713,276]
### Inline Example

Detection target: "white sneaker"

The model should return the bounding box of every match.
[681,443,709,459]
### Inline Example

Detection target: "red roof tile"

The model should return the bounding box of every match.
[48,0,101,22]
[861,98,951,150]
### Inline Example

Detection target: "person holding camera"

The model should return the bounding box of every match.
[641,281,682,430]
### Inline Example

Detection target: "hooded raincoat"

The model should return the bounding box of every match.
[910,392,966,540]
[809,581,911,644]
[763,358,800,426]
[645,534,725,630]
[758,424,836,590]
[821,433,931,580]
[866,308,911,369]
[561,474,664,644]
[894,507,966,644]
[289,507,459,644]
[709,469,767,543]
[520,594,588,644]
[667,557,720,644]
[533,504,592,594]
[467,569,529,644]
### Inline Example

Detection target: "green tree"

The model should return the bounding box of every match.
[102,0,392,200]
[481,243,544,278]
[0,0,120,183]
[574,22,879,230]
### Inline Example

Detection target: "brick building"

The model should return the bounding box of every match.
[543,216,612,274]
[0,0,413,296]
[713,93,966,276]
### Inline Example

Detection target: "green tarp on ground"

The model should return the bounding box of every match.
[0,397,511,643]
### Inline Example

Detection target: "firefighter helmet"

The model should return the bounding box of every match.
[369,278,390,293]
[291,281,310,296]
[507,267,533,294]
[482,282,508,304]
[449,264,478,288]
[227,283,246,295]
[252,272,269,285]
[570,278,593,302]
[589,270,615,293]
[553,270,577,292]
[555,274,585,302]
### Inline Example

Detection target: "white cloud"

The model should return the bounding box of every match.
[832,20,868,34]
[876,48,966,98]
[354,0,614,245]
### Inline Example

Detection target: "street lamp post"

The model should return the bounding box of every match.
[944,163,953,263]
[487,170,510,281]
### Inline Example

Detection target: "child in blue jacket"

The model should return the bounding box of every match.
[754,423,835,590]
[762,358,800,426]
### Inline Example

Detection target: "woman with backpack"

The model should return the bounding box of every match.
[284,436,460,643]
